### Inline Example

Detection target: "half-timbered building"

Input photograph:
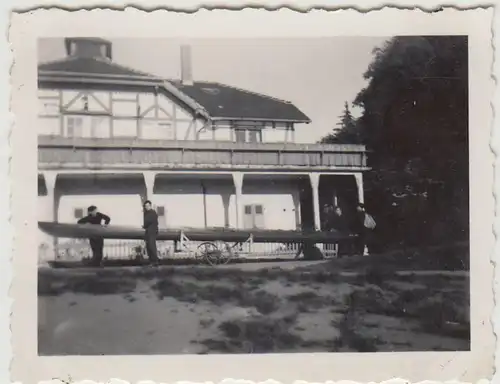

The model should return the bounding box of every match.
[37,37,369,259]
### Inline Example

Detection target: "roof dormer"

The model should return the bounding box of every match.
[64,37,112,60]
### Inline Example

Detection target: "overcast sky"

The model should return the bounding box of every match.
[38,37,389,143]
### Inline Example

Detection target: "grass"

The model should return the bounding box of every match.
[39,243,470,354]
[152,278,282,315]
[299,242,469,274]
[38,274,138,296]
[203,315,304,353]
[334,271,470,351]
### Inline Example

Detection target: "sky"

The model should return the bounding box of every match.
[38,37,389,143]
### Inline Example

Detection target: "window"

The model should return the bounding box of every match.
[158,122,174,140]
[156,206,165,217]
[243,204,265,229]
[234,128,262,143]
[40,101,59,116]
[141,120,174,140]
[235,129,246,143]
[74,208,84,219]
[66,116,83,137]
[90,116,111,138]
[248,130,260,143]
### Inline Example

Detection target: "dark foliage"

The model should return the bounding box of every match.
[321,101,362,144]
[322,36,469,250]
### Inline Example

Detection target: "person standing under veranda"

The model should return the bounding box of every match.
[354,203,376,256]
[329,206,350,258]
[143,200,159,265]
[77,205,111,266]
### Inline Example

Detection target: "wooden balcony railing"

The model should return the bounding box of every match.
[38,136,369,171]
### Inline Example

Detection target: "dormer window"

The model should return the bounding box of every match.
[64,37,112,60]
[235,128,262,144]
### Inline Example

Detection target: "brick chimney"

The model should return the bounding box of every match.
[180,45,193,86]
[65,37,112,60]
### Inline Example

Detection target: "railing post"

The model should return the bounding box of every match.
[232,172,244,229]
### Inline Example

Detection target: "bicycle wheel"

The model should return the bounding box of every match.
[197,242,221,266]
[218,242,234,265]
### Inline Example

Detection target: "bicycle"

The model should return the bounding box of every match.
[196,240,243,266]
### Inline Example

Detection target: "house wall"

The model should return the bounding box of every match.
[152,178,300,230]
[38,175,301,231]
[58,194,145,226]
[37,88,297,144]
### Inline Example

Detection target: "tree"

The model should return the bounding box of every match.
[337,101,355,131]
[352,36,469,248]
[320,101,362,144]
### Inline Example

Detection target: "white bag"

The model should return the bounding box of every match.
[364,213,376,230]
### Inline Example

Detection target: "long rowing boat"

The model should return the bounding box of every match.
[38,221,356,244]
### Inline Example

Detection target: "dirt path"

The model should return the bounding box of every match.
[38,259,470,355]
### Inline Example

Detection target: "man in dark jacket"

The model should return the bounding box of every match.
[77,205,111,266]
[329,206,349,258]
[143,200,159,265]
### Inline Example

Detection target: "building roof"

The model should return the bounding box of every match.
[38,56,311,124]
[38,56,159,79]
[169,80,310,122]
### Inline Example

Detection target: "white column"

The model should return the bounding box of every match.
[232,172,244,229]
[292,191,301,230]
[44,173,58,219]
[143,171,156,202]
[309,173,321,231]
[354,173,364,204]
[44,173,58,259]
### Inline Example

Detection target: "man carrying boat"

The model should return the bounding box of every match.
[143,200,160,265]
[77,205,111,266]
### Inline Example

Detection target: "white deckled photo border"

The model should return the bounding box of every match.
[6,5,496,384]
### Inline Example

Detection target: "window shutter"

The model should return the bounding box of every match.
[74,208,84,219]
[243,205,253,229]
[254,205,264,229]
[235,129,246,143]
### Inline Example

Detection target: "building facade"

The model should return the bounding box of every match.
[37,38,369,259]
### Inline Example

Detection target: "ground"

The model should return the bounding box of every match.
[38,244,470,355]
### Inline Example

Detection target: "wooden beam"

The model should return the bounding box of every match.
[62,91,84,110]
[88,92,111,113]
[109,92,114,138]
[184,119,194,140]
[58,90,64,136]
[172,104,177,140]
[154,94,159,119]
[136,93,141,138]
[62,110,111,117]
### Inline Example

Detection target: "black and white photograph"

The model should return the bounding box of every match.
[36,33,471,355]
[8,7,494,383]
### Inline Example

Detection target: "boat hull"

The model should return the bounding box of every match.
[38,222,356,244]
